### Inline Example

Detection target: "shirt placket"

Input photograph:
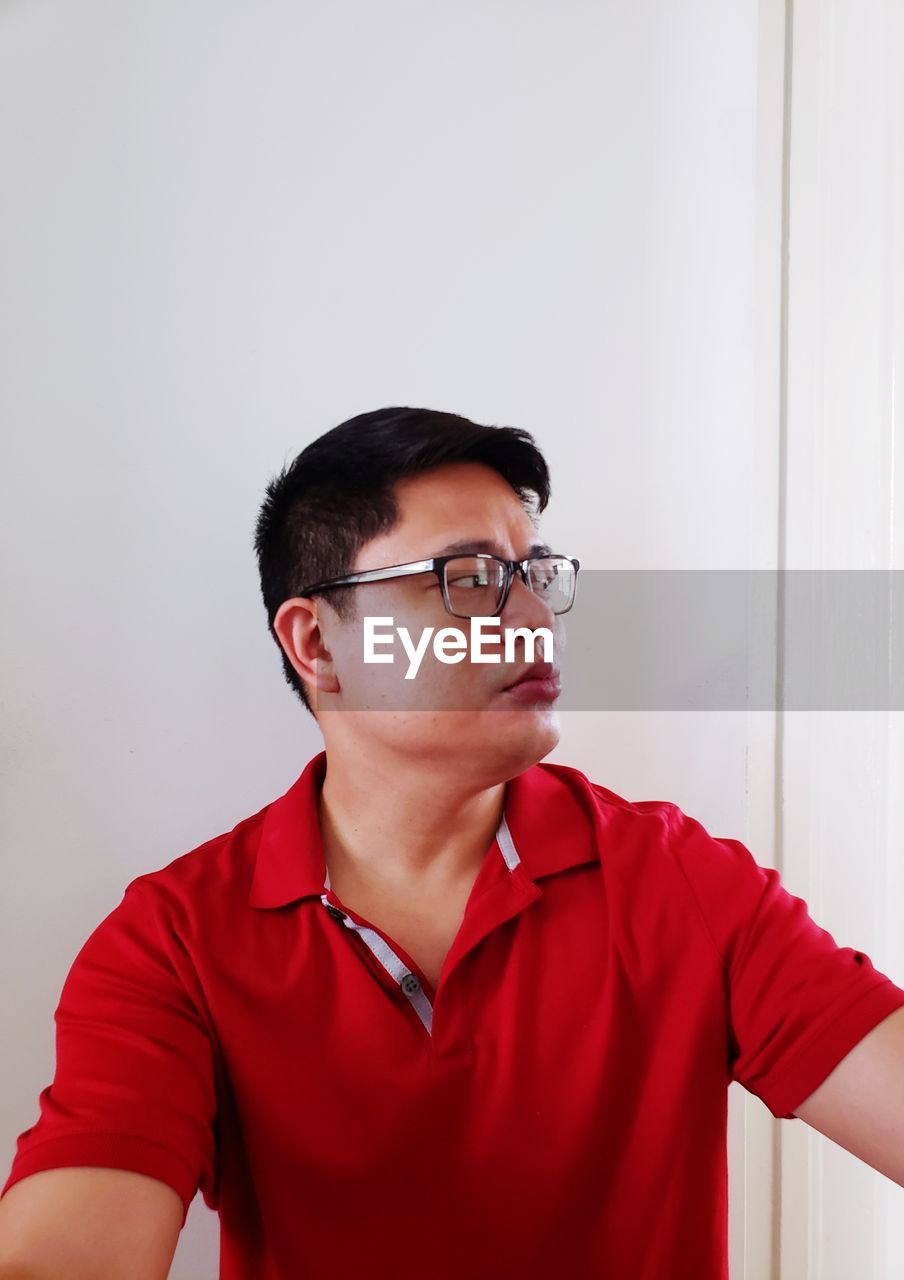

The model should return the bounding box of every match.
[317,815,543,1056]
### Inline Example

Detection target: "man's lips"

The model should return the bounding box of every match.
[500,662,561,702]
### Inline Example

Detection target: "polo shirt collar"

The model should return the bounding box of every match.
[248,751,599,910]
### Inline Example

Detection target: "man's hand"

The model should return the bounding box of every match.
[793,1004,904,1187]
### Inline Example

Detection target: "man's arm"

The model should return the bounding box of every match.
[0,1167,182,1280]
[792,1004,904,1188]
[0,879,219,1279]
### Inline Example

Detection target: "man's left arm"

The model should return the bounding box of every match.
[792,1005,904,1188]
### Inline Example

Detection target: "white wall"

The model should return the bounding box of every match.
[3,3,897,1278]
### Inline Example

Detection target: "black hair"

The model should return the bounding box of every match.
[253,406,551,713]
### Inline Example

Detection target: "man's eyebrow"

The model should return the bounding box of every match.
[433,539,554,558]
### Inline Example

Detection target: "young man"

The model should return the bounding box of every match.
[1,406,903,1279]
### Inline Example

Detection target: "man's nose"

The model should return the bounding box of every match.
[500,572,558,643]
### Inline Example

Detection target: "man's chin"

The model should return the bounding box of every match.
[479,703,561,762]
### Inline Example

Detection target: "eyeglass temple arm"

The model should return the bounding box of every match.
[301,560,437,594]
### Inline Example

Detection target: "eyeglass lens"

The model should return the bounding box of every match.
[442,556,576,617]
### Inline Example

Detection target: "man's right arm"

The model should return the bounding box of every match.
[0,879,219,1280]
[0,1166,182,1280]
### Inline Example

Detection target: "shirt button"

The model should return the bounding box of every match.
[400,973,421,995]
[325,904,346,922]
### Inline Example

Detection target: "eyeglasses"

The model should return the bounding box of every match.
[300,553,581,619]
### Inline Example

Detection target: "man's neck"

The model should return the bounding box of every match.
[318,753,506,898]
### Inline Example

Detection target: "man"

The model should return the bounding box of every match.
[1,406,903,1279]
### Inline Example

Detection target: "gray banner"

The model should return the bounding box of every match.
[555,569,903,710]
[330,571,904,711]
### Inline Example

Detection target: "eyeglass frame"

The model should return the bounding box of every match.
[298,552,581,619]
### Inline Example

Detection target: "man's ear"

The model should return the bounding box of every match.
[273,597,341,695]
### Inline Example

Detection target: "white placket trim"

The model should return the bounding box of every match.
[319,814,521,1037]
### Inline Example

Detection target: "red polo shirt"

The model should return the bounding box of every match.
[4,752,904,1278]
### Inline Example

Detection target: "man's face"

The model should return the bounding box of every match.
[314,462,567,782]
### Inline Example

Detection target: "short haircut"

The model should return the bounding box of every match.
[253,406,551,713]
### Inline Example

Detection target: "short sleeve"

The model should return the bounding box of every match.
[0,880,219,1226]
[667,804,904,1120]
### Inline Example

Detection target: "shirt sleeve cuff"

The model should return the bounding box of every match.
[758,979,904,1120]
